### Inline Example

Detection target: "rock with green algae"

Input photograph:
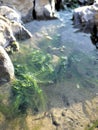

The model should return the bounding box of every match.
[0,94,98,130]
[28,96,98,130]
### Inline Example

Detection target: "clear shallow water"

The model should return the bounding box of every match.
[16,10,98,109]
[0,10,98,130]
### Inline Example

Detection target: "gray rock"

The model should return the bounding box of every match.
[11,22,32,40]
[78,0,94,5]
[1,0,64,21]
[0,6,32,51]
[0,46,14,83]
[73,1,98,31]
[33,0,56,19]
[0,5,21,23]
[0,15,19,52]
[1,0,33,22]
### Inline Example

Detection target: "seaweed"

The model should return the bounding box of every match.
[11,65,45,116]
[25,50,67,82]
[85,120,98,130]
[9,50,68,118]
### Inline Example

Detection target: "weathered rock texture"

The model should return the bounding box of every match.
[0,46,14,83]
[0,5,32,82]
[78,0,94,5]
[0,14,16,49]
[1,0,63,20]
[0,5,21,23]
[1,96,98,130]
[1,0,33,22]
[27,96,98,130]
[0,6,32,50]
[73,1,98,31]
[33,0,56,19]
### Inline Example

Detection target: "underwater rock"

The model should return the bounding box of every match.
[47,46,65,54]
[0,46,14,83]
[1,96,98,129]
[27,97,98,130]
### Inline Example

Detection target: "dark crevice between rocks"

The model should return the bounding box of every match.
[51,113,60,128]
[52,119,60,127]
[55,0,62,11]
[90,24,98,49]
[32,0,36,20]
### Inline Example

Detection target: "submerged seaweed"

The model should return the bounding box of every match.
[85,120,98,130]
[3,49,68,118]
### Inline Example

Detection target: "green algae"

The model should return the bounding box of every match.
[6,48,67,118]
[85,120,98,130]
[1,45,98,120]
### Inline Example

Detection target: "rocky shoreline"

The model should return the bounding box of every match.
[0,0,98,130]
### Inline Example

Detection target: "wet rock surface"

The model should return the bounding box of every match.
[3,96,97,130]
[29,96,98,130]
[0,5,32,83]
[0,46,14,83]
[73,0,98,32]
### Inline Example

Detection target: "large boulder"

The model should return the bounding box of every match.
[73,0,98,32]
[12,22,32,40]
[0,46,14,83]
[0,5,21,23]
[2,0,56,21]
[0,6,32,51]
[0,5,32,83]
[0,15,18,51]
[33,0,56,19]
[1,0,33,22]
[73,0,98,48]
